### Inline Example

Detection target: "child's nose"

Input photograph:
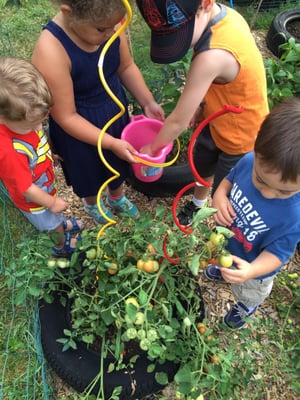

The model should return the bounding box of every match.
[104,28,115,38]
[260,187,276,199]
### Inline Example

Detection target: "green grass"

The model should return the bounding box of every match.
[0,195,53,399]
[0,0,56,59]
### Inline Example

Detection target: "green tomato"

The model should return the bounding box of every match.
[86,248,97,260]
[147,328,158,342]
[125,297,139,308]
[47,259,56,268]
[134,312,145,325]
[139,338,151,351]
[183,317,192,327]
[56,259,70,269]
[210,232,225,246]
[137,329,147,340]
[219,253,233,268]
[126,328,137,340]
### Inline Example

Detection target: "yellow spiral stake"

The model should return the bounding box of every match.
[96,0,132,240]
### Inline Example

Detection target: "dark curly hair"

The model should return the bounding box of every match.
[51,0,130,22]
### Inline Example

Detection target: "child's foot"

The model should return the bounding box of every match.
[224,302,258,329]
[106,195,139,218]
[203,264,226,282]
[63,217,84,234]
[52,232,81,258]
[83,199,114,224]
[177,200,207,226]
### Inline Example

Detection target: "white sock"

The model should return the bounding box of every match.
[192,197,207,207]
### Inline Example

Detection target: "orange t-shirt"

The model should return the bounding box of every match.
[193,5,269,154]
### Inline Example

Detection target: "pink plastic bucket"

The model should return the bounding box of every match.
[121,115,173,182]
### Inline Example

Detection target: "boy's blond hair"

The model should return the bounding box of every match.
[0,57,53,122]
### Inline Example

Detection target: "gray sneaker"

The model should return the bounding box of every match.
[224,302,258,329]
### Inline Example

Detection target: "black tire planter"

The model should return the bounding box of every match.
[39,292,179,399]
[266,8,300,58]
[126,164,194,198]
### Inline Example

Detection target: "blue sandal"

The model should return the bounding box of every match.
[52,232,81,258]
[63,217,84,234]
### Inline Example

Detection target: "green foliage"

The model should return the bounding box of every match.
[8,207,300,399]
[265,38,300,109]
[6,206,242,399]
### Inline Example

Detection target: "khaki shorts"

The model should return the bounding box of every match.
[231,276,275,308]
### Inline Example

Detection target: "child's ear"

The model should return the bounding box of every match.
[60,4,72,16]
[201,0,214,12]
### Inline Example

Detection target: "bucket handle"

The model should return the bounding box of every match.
[133,138,181,168]
[130,115,148,122]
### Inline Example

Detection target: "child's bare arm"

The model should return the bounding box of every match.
[118,32,165,121]
[140,49,237,155]
[24,184,68,214]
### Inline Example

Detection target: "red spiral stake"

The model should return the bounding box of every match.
[173,104,244,233]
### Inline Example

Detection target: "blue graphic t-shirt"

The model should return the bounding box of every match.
[226,152,300,280]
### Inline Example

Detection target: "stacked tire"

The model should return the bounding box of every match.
[266,8,300,57]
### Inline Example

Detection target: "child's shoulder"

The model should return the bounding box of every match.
[235,152,254,169]
[0,124,12,140]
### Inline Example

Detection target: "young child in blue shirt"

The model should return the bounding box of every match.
[205,97,300,329]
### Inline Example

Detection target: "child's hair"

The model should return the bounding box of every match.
[51,0,127,22]
[254,97,300,183]
[0,57,53,123]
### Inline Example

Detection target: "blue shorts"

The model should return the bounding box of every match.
[193,125,245,195]
[20,208,64,231]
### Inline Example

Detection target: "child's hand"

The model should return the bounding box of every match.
[139,143,156,156]
[219,255,251,283]
[212,193,235,226]
[111,138,138,163]
[49,196,68,214]
[52,153,63,167]
[143,101,165,121]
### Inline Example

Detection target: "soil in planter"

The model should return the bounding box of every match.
[286,20,300,38]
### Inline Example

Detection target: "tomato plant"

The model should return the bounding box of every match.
[21,205,233,399]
